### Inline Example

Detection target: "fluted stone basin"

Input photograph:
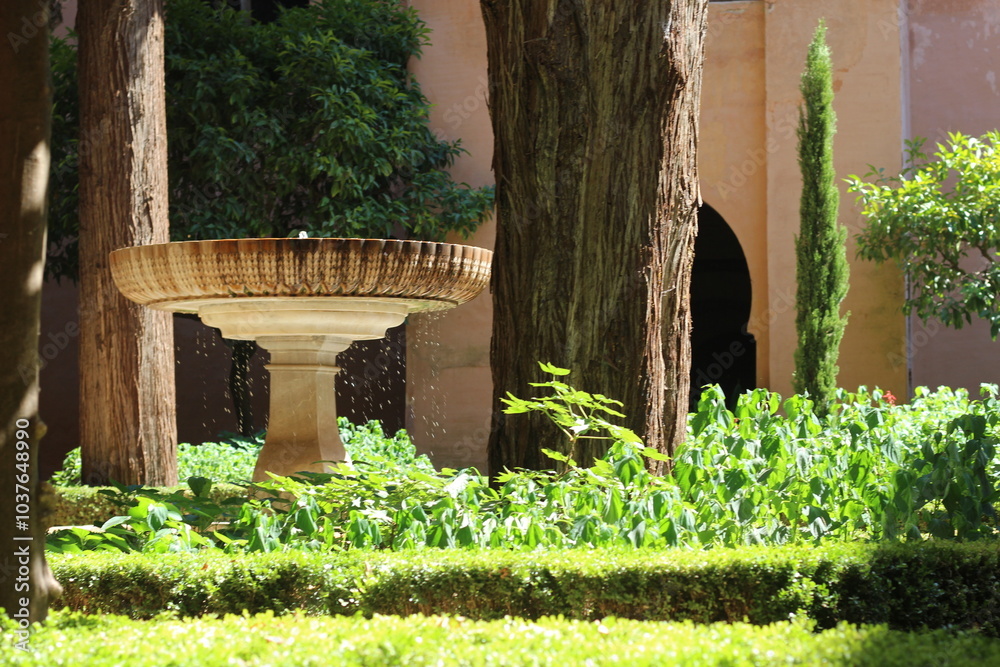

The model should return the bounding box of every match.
[110,238,492,481]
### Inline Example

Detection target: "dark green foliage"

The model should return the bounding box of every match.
[44,543,1000,636]
[45,0,493,282]
[47,32,79,282]
[849,132,1000,337]
[794,22,850,414]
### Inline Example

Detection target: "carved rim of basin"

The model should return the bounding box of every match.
[109,237,493,313]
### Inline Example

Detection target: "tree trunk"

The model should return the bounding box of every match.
[0,0,63,628]
[77,0,177,486]
[482,0,707,474]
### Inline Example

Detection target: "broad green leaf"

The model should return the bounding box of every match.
[538,361,571,376]
[100,516,132,531]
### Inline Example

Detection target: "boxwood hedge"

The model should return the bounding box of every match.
[49,542,1000,635]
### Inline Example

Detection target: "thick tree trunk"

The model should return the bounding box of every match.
[77,0,177,486]
[0,0,62,627]
[482,0,707,474]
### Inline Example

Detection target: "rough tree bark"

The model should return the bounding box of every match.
[0,0,63,627]
[482,0,708,474]
[77,0,178,486]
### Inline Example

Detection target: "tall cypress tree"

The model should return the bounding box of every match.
[794,22,849,415]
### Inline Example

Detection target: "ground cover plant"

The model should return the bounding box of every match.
[4,611,1000,666]
[49,419,421,487]
[46,365,1000,555]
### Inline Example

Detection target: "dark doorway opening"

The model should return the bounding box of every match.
[689,205,756,410]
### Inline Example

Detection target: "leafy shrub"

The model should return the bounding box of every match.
[50,418,419,487]
[46,419,422,533]
[45,543,1000,635]
[680,383,1000,544]
[47,368,1000,554]
[340,419,432,470]
[50,434,262,488]
[849,131,1000,337]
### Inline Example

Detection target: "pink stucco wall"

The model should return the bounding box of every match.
[906,0,1000,396]
[404,0,496,472]
[760,0,907,398]
[701,0,771,388]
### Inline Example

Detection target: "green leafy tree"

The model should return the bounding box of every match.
[47,0,494,281]
[849,131,1000,337]
[793,22,849,415]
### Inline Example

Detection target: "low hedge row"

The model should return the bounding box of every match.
[4,611,1000,666]
[50,542,1000,634]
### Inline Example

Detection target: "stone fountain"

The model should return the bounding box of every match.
[110,238,492,481]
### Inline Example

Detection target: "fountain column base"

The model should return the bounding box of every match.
[252,336,351,482]
[191,298,425,480]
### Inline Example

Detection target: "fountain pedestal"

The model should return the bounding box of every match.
[196,297,427,480]
[256,336,346,480]
[109,238,492,482]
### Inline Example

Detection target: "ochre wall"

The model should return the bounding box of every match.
[700,1,771,388]
[405,0,496,472]
[905,0,1000,395]
[759,0,907,398]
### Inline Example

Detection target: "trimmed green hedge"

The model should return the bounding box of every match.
[50,542,1000,634]
[4,611,999,666]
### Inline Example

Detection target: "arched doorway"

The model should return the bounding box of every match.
[689,205,755,409]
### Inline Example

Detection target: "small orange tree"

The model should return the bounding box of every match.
[849,131,1000,337]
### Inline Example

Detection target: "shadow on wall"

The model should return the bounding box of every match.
[689,204,756,409]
